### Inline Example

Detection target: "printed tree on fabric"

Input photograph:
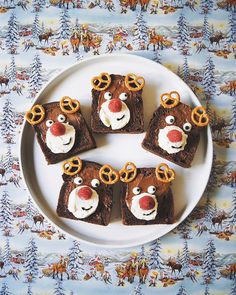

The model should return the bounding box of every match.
[133,11,148,50]
[0,282,11,295]
[182,56,189,84]
[29,54,43,95]
[54,280,65,295]
[227,12,236,43]
[134,283,143,295]
[5,12,19,54]
[32,12,41,39]
[27,284,33,295]
[204,191,215,222]
[231,278,236,295]
[148,239,164,270]
[8,56,16,82]
[139,245,145,259]
[177,285,187,295]
[73,17,80,33]
[229,189,236,228]
[228,99,236,140]
[1,98,15,144]
[24,238,39,281]
[181,239,190,272]
[25,196,38,220]
[32,0,46,11]
[4,145,14,174]
[68,240,84,279]
[3,238,12,269]
[177,13,190,55]
[202,239,216,283]
[202,56,216,107]
[153,50,161,64]
[204,283,210,295]
[59,9,71,40]
[0,191,13,236]
[200,0,214,14]
[203,14,210,42]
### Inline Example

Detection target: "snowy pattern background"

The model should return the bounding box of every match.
[0,0,236,294]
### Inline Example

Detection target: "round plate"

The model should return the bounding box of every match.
[20,54,213,248]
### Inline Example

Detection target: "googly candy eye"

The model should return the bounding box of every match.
[91,179,100,188]
[147,186,156,194]
[46,120,54,127]
[119,93,128,101]
[133,187,141,195]
[58,114,66,123]
[104,92,112,100]
[183,122,192,132]
[165,115,175,124]
[74,177,83,185]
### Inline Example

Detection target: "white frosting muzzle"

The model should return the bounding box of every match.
[99,100,130,130]
[67,185,99,219]
[45,123,75,154]
[130,193,158,221]
[158,125,188,154]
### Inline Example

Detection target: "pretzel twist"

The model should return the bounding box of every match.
[25,105,45,125]
[124,73,145,91]
[119,162,137,183]
[99,165,119,185]
[63,157,83,176]
[60,96,80,114]
[155,163,175,183]
[191,106,209,127]
[160,91,180,108]
[91,73,111,91]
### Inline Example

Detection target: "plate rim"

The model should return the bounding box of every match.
[19,53,213,248]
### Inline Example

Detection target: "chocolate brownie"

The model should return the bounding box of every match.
[57,157,119,226]
[119,162,175,225]
[25,97,96,165]
[142,91,209,168]
[90,73,145,133]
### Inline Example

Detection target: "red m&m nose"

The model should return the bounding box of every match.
[77,187,92,200]
[167,129,182,143]
[139,196,156,210]
[50,122,66,136]
[108,98,122,113]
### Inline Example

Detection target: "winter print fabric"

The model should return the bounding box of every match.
[0,0,236,294]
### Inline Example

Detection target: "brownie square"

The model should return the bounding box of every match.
[57,160,114,226]
[142,102,204,168]
[120,167,174,225]
[26,100,96,164]
[91,73,145,133]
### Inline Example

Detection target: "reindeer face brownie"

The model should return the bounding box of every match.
[57,157,119,225]
[25,97,96,164]
[119,162,175,225]
[90,73,145,133]
[142,91,209,168]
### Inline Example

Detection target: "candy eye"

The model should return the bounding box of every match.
[74,177,83,185]
[133,187,141,195]
[183,122,192,132]
[119,93,128,101]
[165,115,175,124]
[57,114,66,123]
[46,120,54,127]
[104,92,112,100]
[147,186,156,194]
[91,179,100,188]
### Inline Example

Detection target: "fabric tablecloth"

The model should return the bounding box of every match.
[0,1,236,294]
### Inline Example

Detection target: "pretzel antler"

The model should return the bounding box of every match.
[91,73,111,91]
[155,163,175,183]
[60,96,80,114]
[125,73,145,92]
[63,156,83,176]
[191,106,209,127]
[119,162,137,183]
[160,91,180,108]
[25,105,45,125]
[99,165,119,185]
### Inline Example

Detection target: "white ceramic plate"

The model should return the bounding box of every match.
[20,54,213,248]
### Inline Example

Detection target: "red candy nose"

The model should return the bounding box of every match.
[108,99,122,113]
[77,187,92,200]
[139,196,155,210]
[167,129,183,143]
[50,122,66,136]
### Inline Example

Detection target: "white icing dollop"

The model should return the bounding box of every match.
[46,123,75,154]
[130,193,158,221]
[158,125,188,154]
[99,100,130,130]
[67,185,99,219]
